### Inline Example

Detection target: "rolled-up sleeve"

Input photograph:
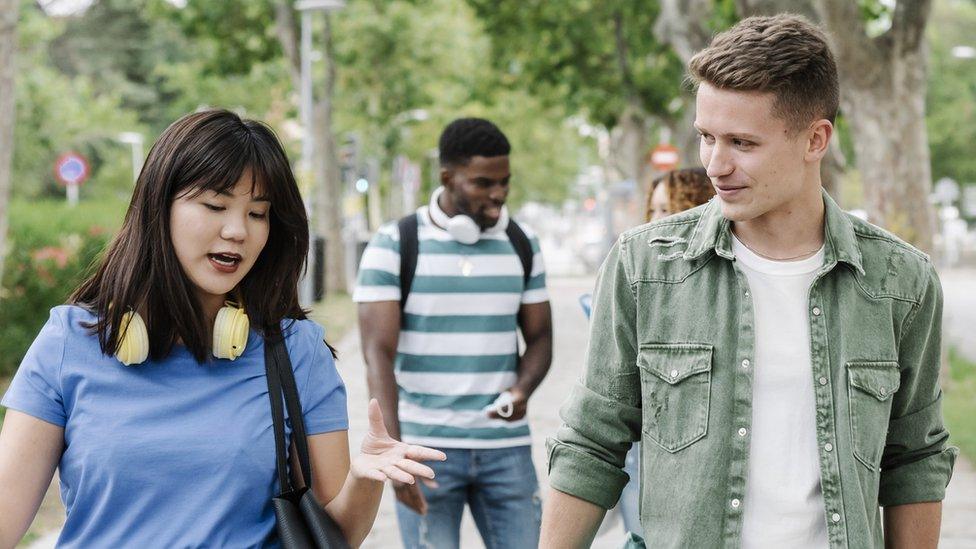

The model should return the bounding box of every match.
[546,237,642,509]
[879,263,958,507]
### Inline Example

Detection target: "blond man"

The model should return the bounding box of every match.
[541,15,956,549]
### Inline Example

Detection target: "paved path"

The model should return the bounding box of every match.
[942,267,976,363]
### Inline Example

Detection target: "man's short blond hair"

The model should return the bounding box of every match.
[688,14,839,132]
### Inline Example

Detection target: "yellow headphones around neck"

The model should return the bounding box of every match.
[115,302,250,365]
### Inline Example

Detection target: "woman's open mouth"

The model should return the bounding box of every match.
[208,253,242,274]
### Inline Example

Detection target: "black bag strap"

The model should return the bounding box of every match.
[265,336,314,494]
[265,339,292,493]
[505,220,534,288]
[396,213,535,310]
[397,213,419,313]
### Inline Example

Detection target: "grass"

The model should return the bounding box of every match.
[8,197,128,236]
[944,347,976,460]
[309,291,357,345]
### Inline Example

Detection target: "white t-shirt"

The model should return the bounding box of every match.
[732,233,829,549]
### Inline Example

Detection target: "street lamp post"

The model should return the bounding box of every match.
[295,0,346,306]
[117,132,144,184]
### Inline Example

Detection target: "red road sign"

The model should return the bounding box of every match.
[54,152,90,187]
[650,144,679,172]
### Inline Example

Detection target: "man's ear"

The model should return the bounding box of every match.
[439,166,453,187]
[805,119,833,163]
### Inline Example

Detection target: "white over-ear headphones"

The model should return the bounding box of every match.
[429,186,508,245]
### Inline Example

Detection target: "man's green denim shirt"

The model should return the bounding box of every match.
[548,192,957,548]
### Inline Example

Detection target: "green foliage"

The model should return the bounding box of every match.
[466,0,686,128]
[13,2,145,200]
[0,199,126,376]
[329,0,591,208]
[945,347,976,460]
[926,0,976,188]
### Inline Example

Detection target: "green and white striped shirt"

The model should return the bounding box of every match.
[353,206,548,448]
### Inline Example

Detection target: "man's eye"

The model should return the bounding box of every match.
[700,133,715,144]
[204,203,225,212]
[733,139,753,148]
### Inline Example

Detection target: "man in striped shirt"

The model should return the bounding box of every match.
[355,118,552,549]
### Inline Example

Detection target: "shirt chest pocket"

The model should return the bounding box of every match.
[847,361,901,470]
[637,344,713,453]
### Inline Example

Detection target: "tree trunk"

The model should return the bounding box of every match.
[0,0,18,288]
[274,3,347,294]
[608,99,649,185]
[272,0,301,91]
[313,14,347,293]
[836,57,932,246]
[653,0,713,171]
[815,0,935,253]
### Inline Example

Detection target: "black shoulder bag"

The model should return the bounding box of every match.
[264,336,351,549]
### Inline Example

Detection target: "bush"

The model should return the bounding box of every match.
[0,199,126,376]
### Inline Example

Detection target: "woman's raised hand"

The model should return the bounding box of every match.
[351,399,447,485]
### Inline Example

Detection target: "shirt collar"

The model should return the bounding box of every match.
[683,189,865,275]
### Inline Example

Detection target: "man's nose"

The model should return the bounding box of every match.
[705,144,734,179]
[489,184,508,203]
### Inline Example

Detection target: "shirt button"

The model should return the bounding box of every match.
[812,306,822,316]
[744,291,750,297]
[879,387,887,396]
[741,359,751,368]
[831,513,841,523]
[670,369,679,379]
[738,428,748,437]
[824,443,833,452]
[731,498,741,509]
[819,377,828,386]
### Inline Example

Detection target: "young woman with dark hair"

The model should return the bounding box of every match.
[0,109,444,548]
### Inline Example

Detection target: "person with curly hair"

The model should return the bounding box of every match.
[644,167,716,223]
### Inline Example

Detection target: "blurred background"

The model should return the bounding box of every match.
[1,0,975,546]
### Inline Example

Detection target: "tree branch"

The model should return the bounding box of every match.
[612,10,637,100]
[653,0,713,64]
[813,0,886,89]
[273,0,301,92]
[892,0,932,52]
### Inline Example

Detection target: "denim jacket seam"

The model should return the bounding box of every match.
[629,253,716,285]
[896,264,935,342]
[621,219,699,246]
[849,274,922,305]
[896,298,924,344]
[852,229,931,264]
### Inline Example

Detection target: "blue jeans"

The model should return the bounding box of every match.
[395,445,542,549]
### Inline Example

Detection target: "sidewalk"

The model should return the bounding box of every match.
[942,267,976,363]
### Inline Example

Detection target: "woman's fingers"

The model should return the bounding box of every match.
[381,464,415,485]
[395,458,436,479]
[403,444,447,462]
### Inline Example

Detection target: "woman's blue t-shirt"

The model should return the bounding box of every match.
[1,305,349,548]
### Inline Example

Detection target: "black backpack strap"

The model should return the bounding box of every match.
[505,220,534,288]
[397,214,420,312]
